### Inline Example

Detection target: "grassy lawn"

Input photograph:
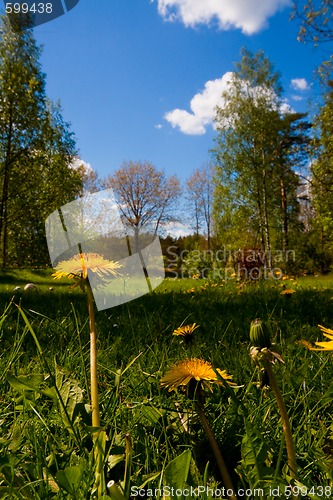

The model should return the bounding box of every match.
[1,271,333,498]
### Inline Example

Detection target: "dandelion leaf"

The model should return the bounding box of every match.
[238,425,275,490]
[55,365,84,423]
[6,372,44,392]
[138,404,165,425]
[163,449,191,499]
[55,464,85,494]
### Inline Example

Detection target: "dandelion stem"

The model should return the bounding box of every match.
[195,401,238,500]
[263,359,298,485]
[87,284,100,429]
[87,283,107,496]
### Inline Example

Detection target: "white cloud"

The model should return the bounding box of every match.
[280,100,294,114]
[291,78,309,91]
[165,109,206,135]
[164,72,233,135]
[164,221,192,237]
[165,72,294,135]
[155,123,163,129]
[70,158,93,172]
[291,94,303,101]
[157,0,291,35]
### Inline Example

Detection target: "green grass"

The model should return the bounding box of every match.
[1,272,333,498]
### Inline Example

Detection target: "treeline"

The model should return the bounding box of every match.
[1,4,333,274]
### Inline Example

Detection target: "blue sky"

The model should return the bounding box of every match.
[30,0,326,183]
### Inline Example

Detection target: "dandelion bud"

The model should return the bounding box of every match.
[249,319,271,349]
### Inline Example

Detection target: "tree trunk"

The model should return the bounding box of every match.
[195,198,200,238]
[261,149,272,269]
[205,181,212,252]
[0,102,14,269]
[256,191,265,251]
[280,174,288,259]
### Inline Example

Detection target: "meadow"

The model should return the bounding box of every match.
[1,270,333,499]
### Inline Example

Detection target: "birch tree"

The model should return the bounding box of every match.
[213,49,308,265]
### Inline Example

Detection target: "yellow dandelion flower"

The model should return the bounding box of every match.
[173,323,199,338]
[307,324,333,351]
[318,325,333,339]
[300,325,333,351]
[160,358,235,392]
[280,289,296,296]
[310,341,333,351]
[297,339,314,350]
[52,253,122,281]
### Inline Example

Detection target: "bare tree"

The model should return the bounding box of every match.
[103,161,181,238]
[186,163,215,250]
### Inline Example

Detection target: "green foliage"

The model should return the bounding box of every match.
[181,249,218,278]
[293,0,333,80]
[0,14,82,269]
[212,48,310,265]
[286,230,333,274]
[310,82,333,262]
